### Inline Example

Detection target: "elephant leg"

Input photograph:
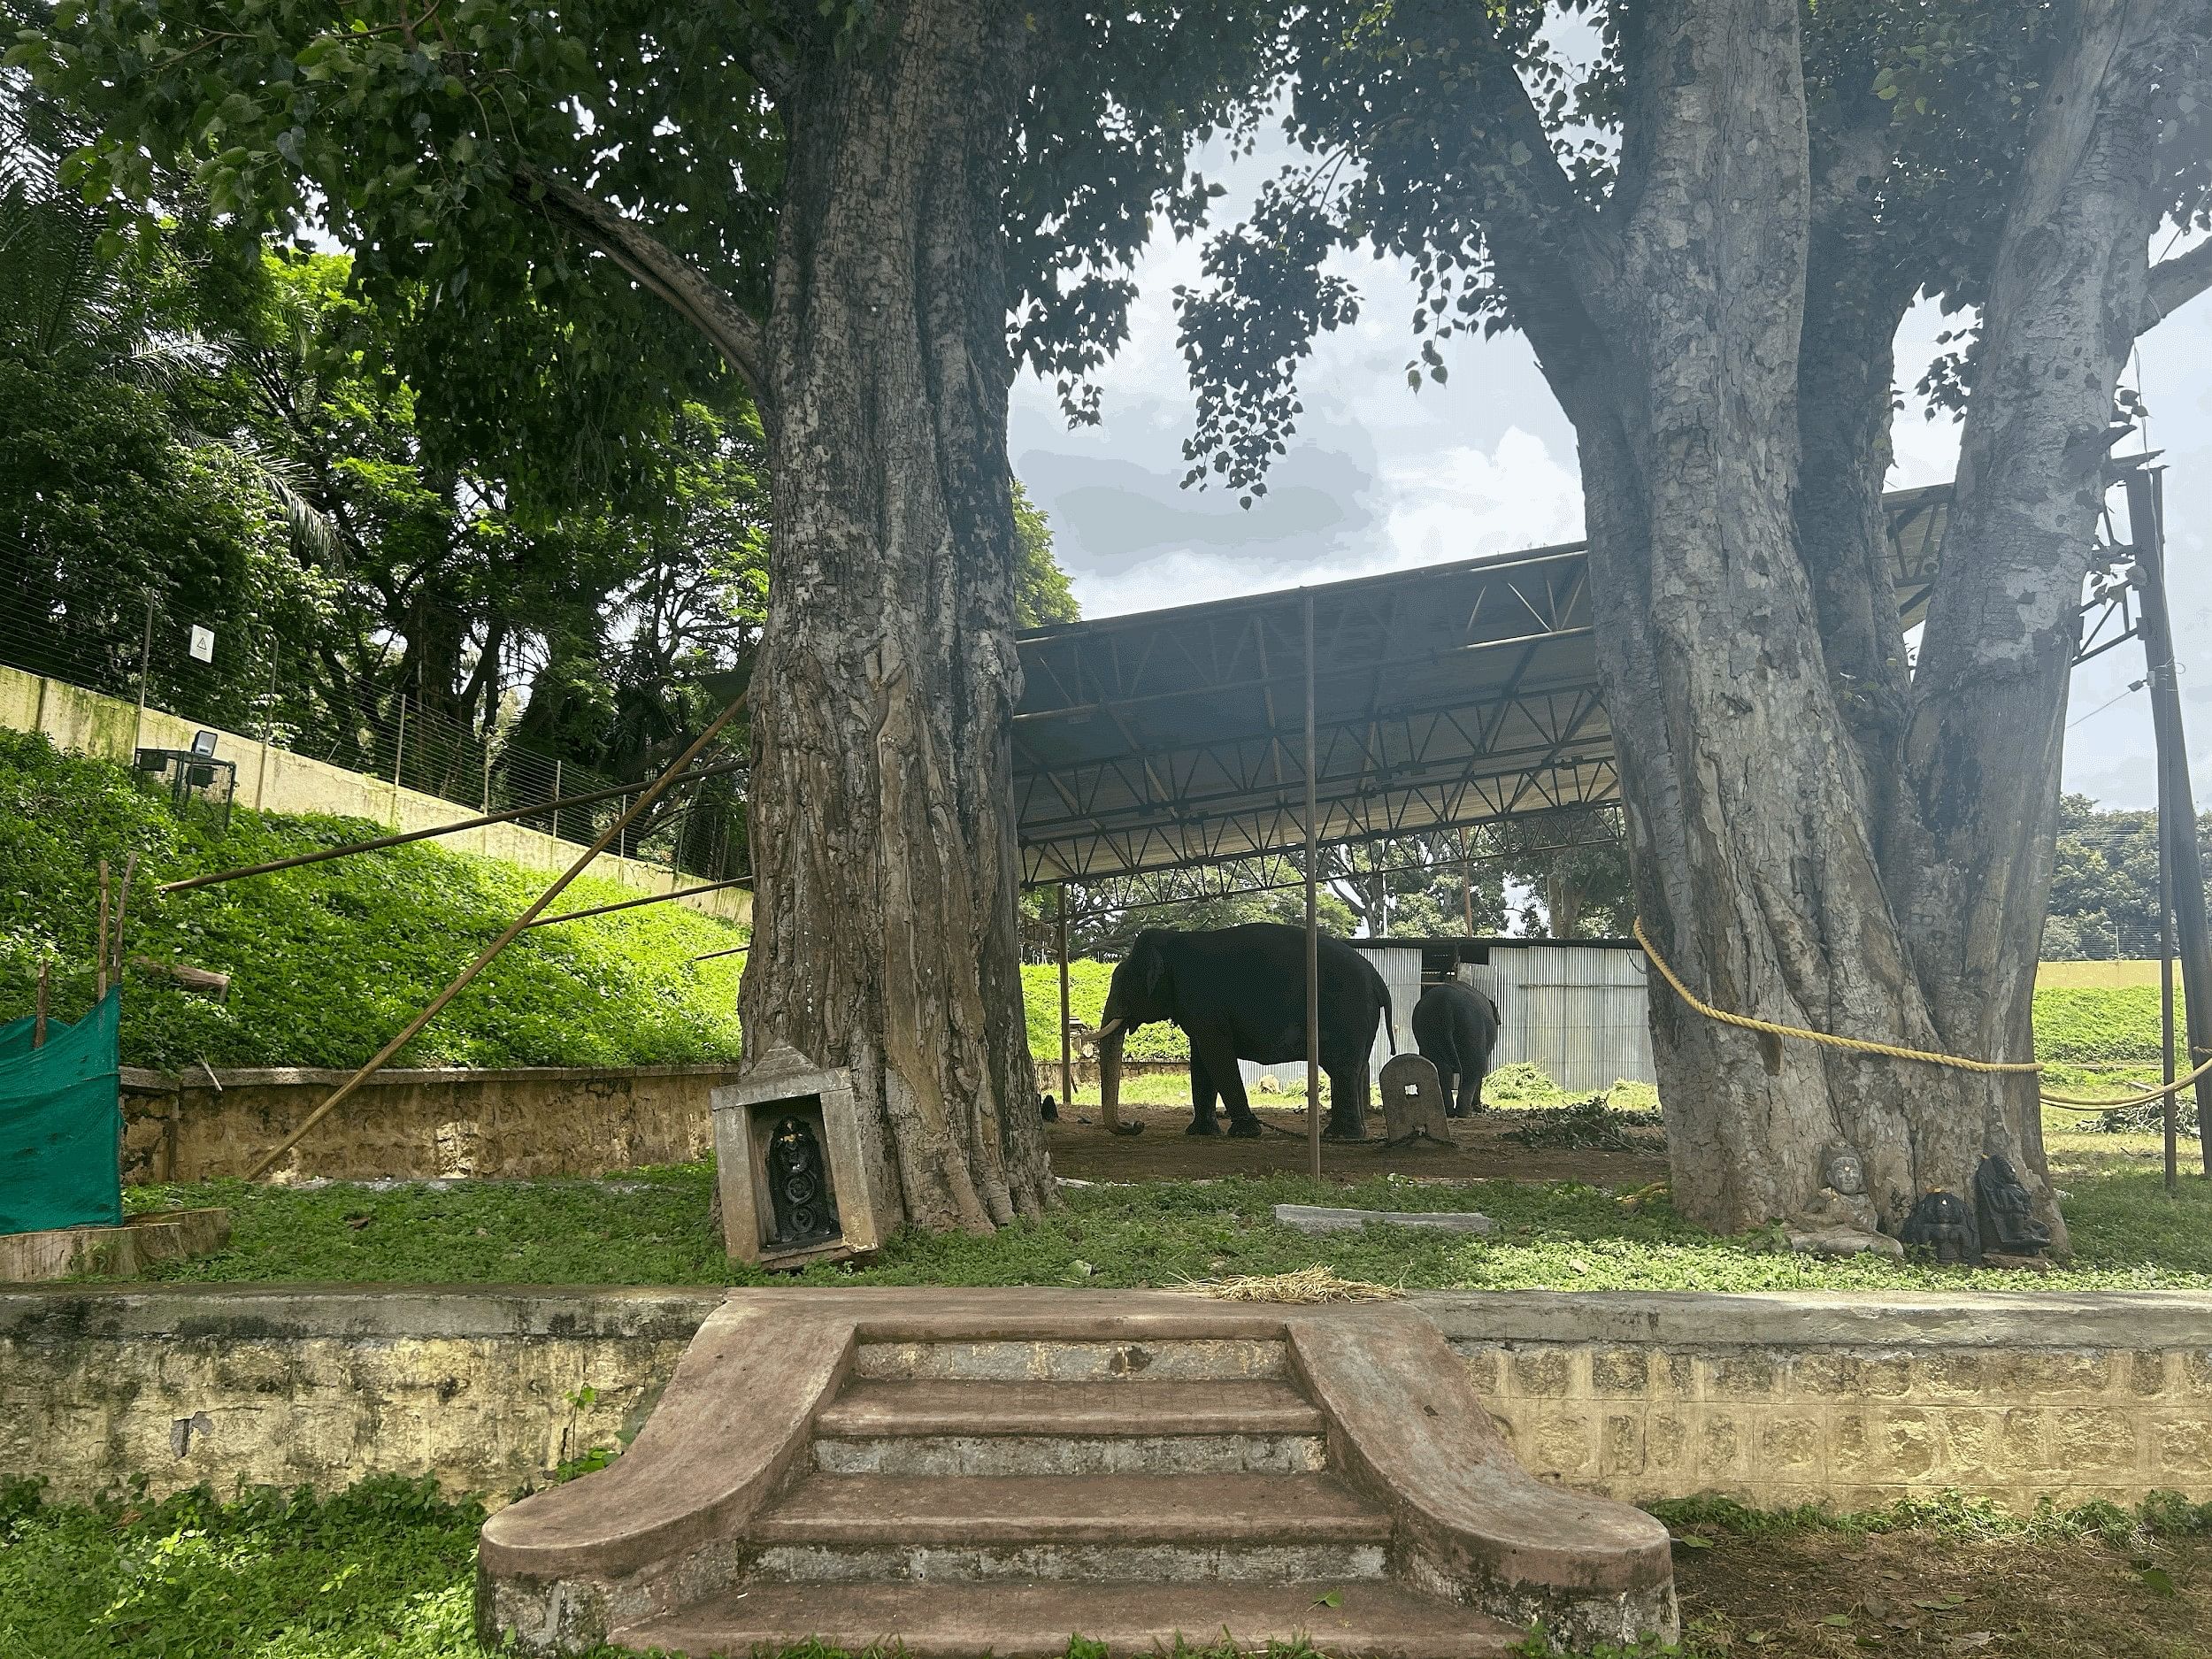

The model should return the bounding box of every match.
[1194,1034,1261,1136]
[1321,1056,1366,1141]
[1187,1048,1221,1135]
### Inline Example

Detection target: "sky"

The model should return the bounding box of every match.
[1006,129,2212,813]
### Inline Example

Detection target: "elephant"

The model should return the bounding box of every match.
[1095,923,1395,1141]
[1411,980,1500,1117]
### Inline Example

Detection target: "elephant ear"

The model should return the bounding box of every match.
[1138,933,1171,999]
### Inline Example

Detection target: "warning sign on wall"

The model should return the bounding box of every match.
[188,625,215,663]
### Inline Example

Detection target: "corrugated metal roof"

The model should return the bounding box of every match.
[1014,484,1953,883]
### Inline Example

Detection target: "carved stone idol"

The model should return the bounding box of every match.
[765,1115,840,1249]
[1972,1153,2052,1258]
[1899,1188,1979,1266]
[1822,1145,1867,1196]
[1796,1143,1880,1236]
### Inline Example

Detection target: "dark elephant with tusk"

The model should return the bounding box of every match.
[1094,923,1395,1141]
[1411,980,1501,1117]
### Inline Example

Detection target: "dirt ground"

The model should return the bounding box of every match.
[1670,1526,2209,1658]
[1044,1101,1669,1186]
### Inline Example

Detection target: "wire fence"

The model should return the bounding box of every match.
[0,557,747,881]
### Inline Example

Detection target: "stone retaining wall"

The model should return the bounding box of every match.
[1424,1291,2212,1513]
[119,1065,726,1182]
[4,1287,2206,1514]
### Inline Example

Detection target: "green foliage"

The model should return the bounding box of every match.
[2032,986,2164,1064]
[1012,480,1079,628]
[115,1133,2212,1291]
[0,731,745,1069]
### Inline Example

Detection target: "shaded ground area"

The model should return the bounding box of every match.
[1046,1099,1668,1187]
[110,1133,2212,1290]
[3,1477,2205,1659]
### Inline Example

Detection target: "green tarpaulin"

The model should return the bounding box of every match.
[0,988,122,1233]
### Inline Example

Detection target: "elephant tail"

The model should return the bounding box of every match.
[1380,979,1398,1056]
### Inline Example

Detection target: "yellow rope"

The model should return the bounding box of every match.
[1632,918,2212,1111]
[2039,1057,2212,1109]
[1632,917,2040,1073]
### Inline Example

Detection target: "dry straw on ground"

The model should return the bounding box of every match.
[1193,1265,1402,1303]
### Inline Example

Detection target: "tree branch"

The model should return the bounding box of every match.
[2143,238,2212,333]
[511,165,772,411]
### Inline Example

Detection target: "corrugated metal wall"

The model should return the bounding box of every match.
[1463,947,1656,1093]
[1233,943,1655,1099]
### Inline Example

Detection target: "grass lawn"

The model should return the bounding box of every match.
[4,1475,2206,1659]
[114,1129,2211,1291]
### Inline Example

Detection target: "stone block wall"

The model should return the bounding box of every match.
[1425,1290,2212,1512]
[4,1287,2206,1515]
[119,1064,726,1183]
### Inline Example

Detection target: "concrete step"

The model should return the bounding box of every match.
[853,1335,1289,1383]
[750,1471,1392,1584]
[812,1379,1330,1475]
[617,1580,1525,1659]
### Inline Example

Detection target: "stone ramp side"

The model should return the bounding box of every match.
[475,1288,1677,1656]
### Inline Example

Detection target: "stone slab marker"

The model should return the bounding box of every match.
[1378,1053,1450,1146]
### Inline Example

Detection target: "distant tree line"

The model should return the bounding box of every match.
[2043,795,2212,960]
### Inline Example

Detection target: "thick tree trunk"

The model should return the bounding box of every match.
[1543,1,1935,1233]
[1882,0,2197,1243]
[737,0,1053,1232]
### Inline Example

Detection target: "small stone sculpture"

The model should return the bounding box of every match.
[1899,1188,1979,1266]
[1972,1153,2052,1259]
[1787,1142,1898,1256]
[765,1114,840,1249]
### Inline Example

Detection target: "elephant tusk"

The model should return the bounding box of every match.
[1095,1018,1125,1039]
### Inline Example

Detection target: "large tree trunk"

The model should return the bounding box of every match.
[1543,0,1937,1233]
[1883,0,2197,1240]
[737,0,1052,1231]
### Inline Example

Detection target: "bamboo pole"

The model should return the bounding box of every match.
[1304,594,1322,1181]
[33,961,48,1048]
[111,852,138,986]
[243,695,749,1179]
[520,879,750,930]
[159,761,746,894]
[96,861,110,1000]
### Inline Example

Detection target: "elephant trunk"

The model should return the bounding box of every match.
[1096,1018,1126,1132]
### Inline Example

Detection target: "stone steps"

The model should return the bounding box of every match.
[476,1290,1677,1656]
[616,1580,1525,1659]
[810,1378,1329,1475]
[750,1471,1391,1583]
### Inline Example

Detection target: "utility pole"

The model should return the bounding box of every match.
[2127,462,2212,1177]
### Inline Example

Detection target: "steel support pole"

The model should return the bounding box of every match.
[2129,465,2212,1176]
[1304,594,1322,1180]
[2162,814,2178,1193]
[1057,883,1074,1108]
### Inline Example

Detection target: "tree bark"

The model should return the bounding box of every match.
[1883,0,2204,1240]
[737,0,1052,1232]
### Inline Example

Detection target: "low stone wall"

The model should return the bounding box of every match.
[119,1065,726,1182]
[1427,1291,2212,1513]
[0,1287,718,1504]
[4,1287,2206,1513]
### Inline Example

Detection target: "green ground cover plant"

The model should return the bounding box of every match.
[0,731,746,1070]
[4,1473,2200,1659]
[116,1132,2209,1291]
